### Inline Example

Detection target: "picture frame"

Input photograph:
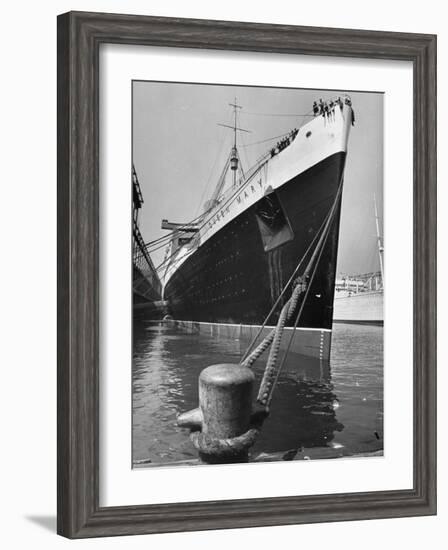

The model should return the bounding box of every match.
[57,10,437,538]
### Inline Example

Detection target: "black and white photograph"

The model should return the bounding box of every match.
[0,0,440,544]
[132,81,384,467]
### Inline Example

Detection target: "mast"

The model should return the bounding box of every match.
[229,99,241,188]
[374,193,384,284]
[217,98,251,190]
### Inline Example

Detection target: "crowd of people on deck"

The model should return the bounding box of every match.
[270,127,299,157]
[269,96,355,159]
[313,96,355,125]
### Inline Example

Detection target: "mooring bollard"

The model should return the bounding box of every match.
[178,363,257,464]
[200,364,254,439]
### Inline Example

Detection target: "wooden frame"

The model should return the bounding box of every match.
[57,11,437,538]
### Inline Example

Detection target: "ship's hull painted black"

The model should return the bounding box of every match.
[164,152,346,330]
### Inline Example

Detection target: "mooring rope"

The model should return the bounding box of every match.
[259,214,334,408]
[241,182,343,409]
[239,204,334,365]
[256,277,307,406]
[190,427,261,460]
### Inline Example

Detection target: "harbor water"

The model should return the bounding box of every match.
[132,321,383,465]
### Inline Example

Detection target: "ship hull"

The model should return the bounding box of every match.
[163,151,346,359]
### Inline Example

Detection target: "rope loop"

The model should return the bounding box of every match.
[190,428,260,460]
[189,407,268,461]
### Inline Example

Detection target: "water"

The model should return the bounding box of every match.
[132,322,383,465]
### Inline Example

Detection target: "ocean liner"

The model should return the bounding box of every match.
[158,97,353,361]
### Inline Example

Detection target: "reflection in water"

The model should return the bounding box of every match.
[132,322,383,464]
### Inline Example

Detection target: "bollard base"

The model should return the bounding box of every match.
[199,451,249,465]
[190,426,260,464]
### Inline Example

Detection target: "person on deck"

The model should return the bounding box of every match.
[319,98,324,115]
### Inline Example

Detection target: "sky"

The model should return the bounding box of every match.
[132,81,383,275]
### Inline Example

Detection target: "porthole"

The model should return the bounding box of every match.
[306,131,312,138]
